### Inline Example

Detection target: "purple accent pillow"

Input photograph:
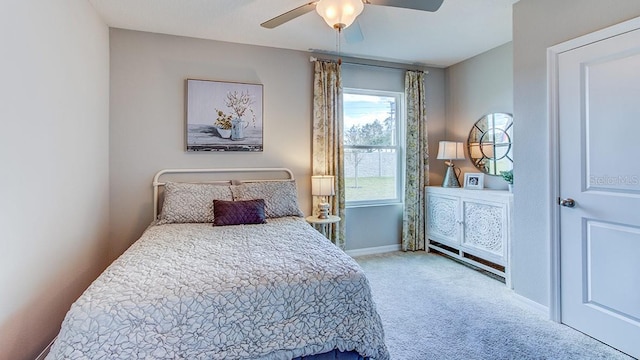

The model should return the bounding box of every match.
[213,199,267,226]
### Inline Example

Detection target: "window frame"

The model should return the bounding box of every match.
[342,87,405,207]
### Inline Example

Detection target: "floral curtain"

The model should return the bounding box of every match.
[312,60,346,248]
[402,70,429,251]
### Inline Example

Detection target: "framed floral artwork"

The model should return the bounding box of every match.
[186,79,263,152]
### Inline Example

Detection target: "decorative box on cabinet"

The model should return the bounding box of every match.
[425,186,513,287]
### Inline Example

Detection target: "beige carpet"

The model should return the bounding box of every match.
[354,251,633,360]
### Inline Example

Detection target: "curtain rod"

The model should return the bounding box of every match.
[309,56,429,74]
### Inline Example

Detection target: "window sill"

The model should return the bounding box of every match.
[346,202,403,209]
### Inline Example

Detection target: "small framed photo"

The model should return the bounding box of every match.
[464,173,484,189]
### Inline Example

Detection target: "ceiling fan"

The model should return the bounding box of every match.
[261,0,444,42]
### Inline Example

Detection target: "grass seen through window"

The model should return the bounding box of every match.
[345,176,397,202]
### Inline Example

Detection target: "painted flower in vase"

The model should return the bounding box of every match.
[215,90,256,141]
[214,110,233,138]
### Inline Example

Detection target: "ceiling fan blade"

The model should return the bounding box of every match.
[261,2,318,29]
[344,20,364,44]
[366,0,444,12]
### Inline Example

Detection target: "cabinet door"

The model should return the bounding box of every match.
[460,198,507,265]
[426,193,459,246]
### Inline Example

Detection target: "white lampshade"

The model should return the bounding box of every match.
[316,0,364,29]
[311,175,335,196]
[436,141,465,160]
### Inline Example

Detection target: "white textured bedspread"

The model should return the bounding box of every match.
[47,217,389,360]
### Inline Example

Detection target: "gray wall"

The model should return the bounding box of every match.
[109,30,446,256]
[109,30,313,259]
[341,63,446,251]
[0,1,110,359]
[445,42,513,190]
[513,0,640,306]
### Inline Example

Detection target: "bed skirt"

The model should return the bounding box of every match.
[296,349,366,360]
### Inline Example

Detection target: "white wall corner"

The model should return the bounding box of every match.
[512,292,549,316]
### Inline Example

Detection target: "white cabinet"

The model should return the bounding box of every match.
[425,186,513,286]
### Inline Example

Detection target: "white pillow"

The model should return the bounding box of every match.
[231,180,304,218]
[157,182,233,224]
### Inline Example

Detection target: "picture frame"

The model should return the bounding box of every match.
[186,79,263,152]
[464,173,484,189]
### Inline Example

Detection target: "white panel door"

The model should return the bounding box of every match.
[558,27,640,358]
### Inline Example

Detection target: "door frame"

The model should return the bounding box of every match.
[547,15,640,323]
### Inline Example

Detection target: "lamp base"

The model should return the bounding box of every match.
[317,203,330,219]
[442,164,461,188]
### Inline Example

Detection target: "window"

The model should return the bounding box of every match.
[343,88,403,206]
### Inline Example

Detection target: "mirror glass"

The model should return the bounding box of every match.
[467,113,513,175]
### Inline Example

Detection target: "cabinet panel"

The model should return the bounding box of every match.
[461,199,507,265]
[425,186,512,286]
[426,193,459,246]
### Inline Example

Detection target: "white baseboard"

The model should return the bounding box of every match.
[346,244,401,257]
[512,292,549,315]
[35,336,56,360]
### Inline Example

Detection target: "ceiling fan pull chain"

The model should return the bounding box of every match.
[336,26,343,65]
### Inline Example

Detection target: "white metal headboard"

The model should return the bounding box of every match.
[152,167,295,219]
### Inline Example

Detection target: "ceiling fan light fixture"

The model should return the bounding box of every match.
[316,0,364,30]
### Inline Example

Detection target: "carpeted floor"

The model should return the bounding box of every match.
[354,251,634,360]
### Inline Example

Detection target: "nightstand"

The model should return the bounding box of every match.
[306,215,341,240]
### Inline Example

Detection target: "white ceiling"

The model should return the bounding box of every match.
[88,0,517,67]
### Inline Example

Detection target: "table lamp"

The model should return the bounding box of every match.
[311,175,335,219]
[437,141,465,187]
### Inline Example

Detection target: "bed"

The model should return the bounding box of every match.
[46,168,389,360]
